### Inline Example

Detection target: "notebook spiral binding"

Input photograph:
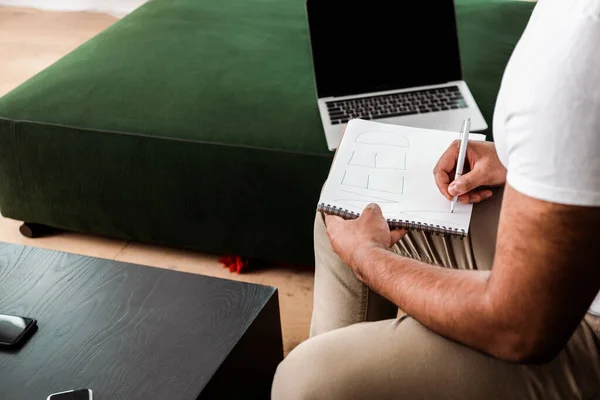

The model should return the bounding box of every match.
[318,203,466,239]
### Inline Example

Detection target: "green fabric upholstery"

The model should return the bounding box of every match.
[457,0,534,138]
[0,0,534,265]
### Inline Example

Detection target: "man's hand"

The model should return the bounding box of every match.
[325,204,406,279]
[433,141,507,204]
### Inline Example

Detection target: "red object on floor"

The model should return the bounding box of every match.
[219,255,248,274]
[219,255,314,274]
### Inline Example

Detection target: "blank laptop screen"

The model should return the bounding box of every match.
[306,1,463,98]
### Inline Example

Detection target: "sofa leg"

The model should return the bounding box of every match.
[19,223,57,239]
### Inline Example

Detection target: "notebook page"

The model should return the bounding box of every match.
[319,119,485,232]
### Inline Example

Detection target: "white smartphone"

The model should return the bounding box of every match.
[47,389,93,400]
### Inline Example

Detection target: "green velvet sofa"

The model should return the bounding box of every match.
[0,0,535,265]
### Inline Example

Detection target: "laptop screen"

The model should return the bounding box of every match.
[306,1,463,98]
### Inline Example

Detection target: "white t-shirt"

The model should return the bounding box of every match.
[493,0,600,315]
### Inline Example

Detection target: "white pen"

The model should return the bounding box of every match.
[450,118,471,213]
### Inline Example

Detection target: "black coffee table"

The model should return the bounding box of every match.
[0,242,283,399]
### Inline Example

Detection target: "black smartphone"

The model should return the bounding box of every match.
[47,389,93,400]
[0,313,37,347]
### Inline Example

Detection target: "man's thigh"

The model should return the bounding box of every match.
[273,315,600,400]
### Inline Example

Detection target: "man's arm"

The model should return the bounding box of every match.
[327,185,600,363]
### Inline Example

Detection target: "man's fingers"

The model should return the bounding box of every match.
[390,229,407,246]
[469,192,483,203]
[469,189,493,203]
[457,194,470,204]
[433,169,453,199]
[457,189,493,204]
[436,140,460,171]
[481,189,493,200]
[433,142,459,199]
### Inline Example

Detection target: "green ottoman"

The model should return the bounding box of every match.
[0,0,534,265]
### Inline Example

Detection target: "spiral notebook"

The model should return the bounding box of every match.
[317,119,485,238]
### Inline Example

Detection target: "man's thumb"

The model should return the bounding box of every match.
[448,174,478,196]
[363,203,383,218]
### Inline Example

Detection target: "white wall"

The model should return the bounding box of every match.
[0,0,148,17]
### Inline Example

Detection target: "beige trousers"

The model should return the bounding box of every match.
[272,189,600,399]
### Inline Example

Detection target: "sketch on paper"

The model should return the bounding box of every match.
[349,131,411,171]
[341,170,405,195]
[337,188,399,202]
[342,130,410,195]
[355,131,410,147]
[369,173,405,194]
[341,170,369,189]
[375,152,407,170]
[348,150,407,170]
[348,150,377,168]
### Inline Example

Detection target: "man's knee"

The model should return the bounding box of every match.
[272,336,350,400]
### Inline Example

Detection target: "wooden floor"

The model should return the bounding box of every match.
[0,6,314,355]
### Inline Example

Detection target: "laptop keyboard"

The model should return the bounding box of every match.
[326,86,467,125]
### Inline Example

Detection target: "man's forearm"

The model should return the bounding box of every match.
[326,186,600,363]
[354,245,506,358]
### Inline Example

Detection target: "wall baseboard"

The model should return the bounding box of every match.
[0,0,148,17]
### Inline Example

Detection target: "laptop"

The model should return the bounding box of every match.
[306,1,487,150]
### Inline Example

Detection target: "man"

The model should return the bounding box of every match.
[272,0,600,398]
